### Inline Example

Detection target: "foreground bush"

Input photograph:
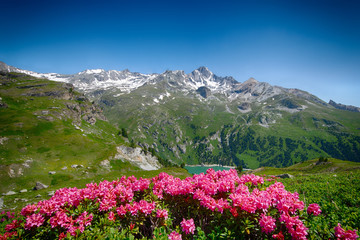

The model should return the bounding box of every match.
[0,169,358,239]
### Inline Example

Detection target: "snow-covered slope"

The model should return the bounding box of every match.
[0,61,324,104]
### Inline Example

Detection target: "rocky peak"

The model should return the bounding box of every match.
[189,67,213,82]
[196,66,213,78]
[0,61,19,72]
[243,77,259,84]
[329,100,360,112]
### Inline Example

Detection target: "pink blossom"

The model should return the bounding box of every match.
[307,203,321,216]
[181,218,195,235]
[5,219,21,232]
[272,231,284,240]
[58,232,66,240]
[334,223,359,240]
[126,203,139,216]
[108,211,115,221]
[138,200,156,215]
[99,193,117,211]
[0,231,17,239]
[76,211,93,227]
[230,207,238,217]
[50,210,71,228]
[279,213,308,240]
[168,231,182,240]
[156,209,169,219]
[24,213,45,230]
[21,204,38,217]
[259,214,276,234]
[6,212,15,219]
[38,200,59,216]
[67,224,84,236]
[116,205,127,216]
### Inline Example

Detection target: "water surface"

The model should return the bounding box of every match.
[184,165,235,175]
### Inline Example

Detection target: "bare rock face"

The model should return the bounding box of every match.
[3,191,16,196]
[238,102,250,110]
[329,100,360,112]
[115,145,161,170]
[8,164,24,178]
[276,173,294,179]
[34,182,48,190]
[196,86,211,98]
[100,159,111,169]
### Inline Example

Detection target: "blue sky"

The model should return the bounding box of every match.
[1,0,359,106]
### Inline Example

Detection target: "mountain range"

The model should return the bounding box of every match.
[1,61,360,170]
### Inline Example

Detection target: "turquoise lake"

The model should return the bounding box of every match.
[184,165,235,175]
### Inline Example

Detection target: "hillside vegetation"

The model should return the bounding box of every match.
[0,159,359,239]
[2,63,360,169]
[0,72,184,208]
[249,158,360,237]
[97,74,360,169]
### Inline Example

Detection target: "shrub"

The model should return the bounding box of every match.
[0,169,358,239]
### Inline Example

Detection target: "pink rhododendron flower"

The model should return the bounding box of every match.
[108,211,115,221]
[116,205,127,216]
[307,203,321,216]
[76,211,93,227]
[273,231,284,240]
[20,204,38,217]
[259,214,276,234]
[279,213,308,240]
[156,209,169,219]
[24,213,45,230]
[168,231,182,240]
[181,218,195,234]
[230,207,238,217]
[126,203,139,216]
[0,231,17,239]
[58,232,66,240]
[334,223,359,240]
[5,219,21,232]
[138,200,156,215]
[6,212,15,219]
[50,210,71,228]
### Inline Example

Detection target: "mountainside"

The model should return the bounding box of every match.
[0,71,168,196]
[2,61,360,170]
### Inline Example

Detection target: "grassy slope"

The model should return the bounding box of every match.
[2,161,191,211]
[247,157,360,176]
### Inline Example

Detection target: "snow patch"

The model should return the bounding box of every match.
[81,69,104,74]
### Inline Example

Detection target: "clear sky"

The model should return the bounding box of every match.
[1,0,359,106]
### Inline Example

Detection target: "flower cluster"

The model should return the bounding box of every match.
[334,223,359,240]
[180,218,195,235]
[307,203,322,216]
[0,169,358,240]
